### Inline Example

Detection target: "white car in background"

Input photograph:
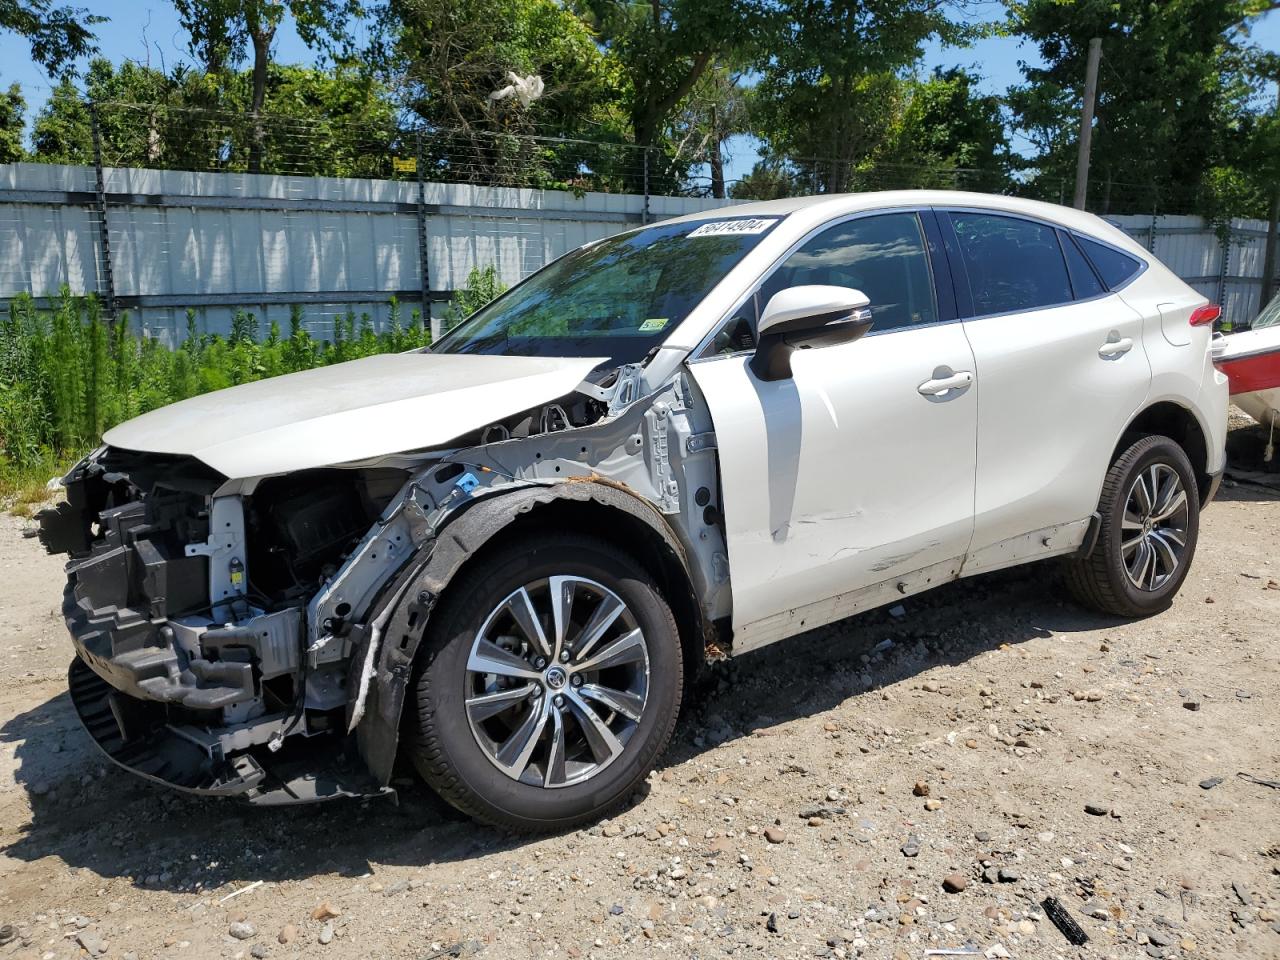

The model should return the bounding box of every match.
[42,191,1228,831]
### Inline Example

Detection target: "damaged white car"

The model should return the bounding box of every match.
[41,192,1228,831]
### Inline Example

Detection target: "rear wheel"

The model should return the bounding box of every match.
[1064,434,1200,617]
[407,534,683,832]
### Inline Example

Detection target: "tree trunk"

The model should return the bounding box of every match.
[247,28,271,174]
[1260,180,1280,317]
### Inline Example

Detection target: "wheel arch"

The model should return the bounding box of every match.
[354,481,707,787]
[1113,400,1212,503]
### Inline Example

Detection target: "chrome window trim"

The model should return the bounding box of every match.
[689,205,949,362]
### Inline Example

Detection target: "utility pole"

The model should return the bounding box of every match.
[1259,87,1280,317]
[1073,38,1103,211]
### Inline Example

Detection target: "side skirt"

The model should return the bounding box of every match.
[731,556,964,655]
[959,519,1092,579]
[729,517,1093,657]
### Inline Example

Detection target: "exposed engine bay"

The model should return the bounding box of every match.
[41,368,727,803]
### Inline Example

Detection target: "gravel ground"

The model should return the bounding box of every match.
[1,419,1278,960]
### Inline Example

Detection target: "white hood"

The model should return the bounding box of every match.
[103,352,607,479]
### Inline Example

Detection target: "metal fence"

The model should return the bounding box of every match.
[1109,214,1278,329]
[1,100,1275,339]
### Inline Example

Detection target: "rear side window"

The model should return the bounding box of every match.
[1075,235,1144,290]
[1061,232,1106,300]
[759,212,939,333]
[948,212,1072,316]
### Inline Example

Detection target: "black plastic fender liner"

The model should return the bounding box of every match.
[354,479,701,787]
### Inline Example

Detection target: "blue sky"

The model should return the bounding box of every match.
[2,0,1277,179]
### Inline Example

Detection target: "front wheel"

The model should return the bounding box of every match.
[406,533,683,832]
[1064,434,1200,617]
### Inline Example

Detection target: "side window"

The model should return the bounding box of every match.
[1060,231,1106,300]
[1075,235,1143,290]
[948,212,1072,316]
[760,212,939,333]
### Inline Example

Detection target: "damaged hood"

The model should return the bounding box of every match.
[103,352,607,479]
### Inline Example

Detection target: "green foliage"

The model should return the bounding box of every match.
[173,0,363,74]
[748,1,988,193]
[384,0,613,131]
[1007,0,1270,213]
[172,0,364,171]
[31,58,397,175]
[378,0,627,187]
[0,0,105,77]
[578,0,767,153]
[881,68,1013,192]
[0,291,434,490]
[0,82,25,162]
[7,0,1278,226]
[444,264,508,330]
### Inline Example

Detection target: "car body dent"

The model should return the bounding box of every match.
[351,476,709,786]
[688,321,978,643]
[102,352,609,479]
[269,367,726,785]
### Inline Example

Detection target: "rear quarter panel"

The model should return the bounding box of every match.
[1114,249,1227,479]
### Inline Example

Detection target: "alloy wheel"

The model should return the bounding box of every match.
[1121,462,1190,592]
[464,576,650,788]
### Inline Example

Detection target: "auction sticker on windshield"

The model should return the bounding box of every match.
[687,218,779,238]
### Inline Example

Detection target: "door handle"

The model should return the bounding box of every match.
[1098,336,1134,358]
[917,371,974,396]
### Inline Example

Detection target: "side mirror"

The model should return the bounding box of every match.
[749,285,874,382]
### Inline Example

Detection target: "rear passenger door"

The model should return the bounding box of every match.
[938,209,1152,573]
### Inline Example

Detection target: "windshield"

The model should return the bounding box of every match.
[1254,292,1280,330]
[431,216,782,364]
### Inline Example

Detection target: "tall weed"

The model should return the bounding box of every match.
[0,287,452,499]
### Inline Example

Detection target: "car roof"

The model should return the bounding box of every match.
[664,190,1134,248]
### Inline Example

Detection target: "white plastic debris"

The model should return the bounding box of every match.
[488,72,545,107]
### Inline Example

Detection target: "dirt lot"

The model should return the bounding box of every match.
[1,422,1278,960]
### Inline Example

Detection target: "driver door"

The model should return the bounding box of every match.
[686,210,978,651]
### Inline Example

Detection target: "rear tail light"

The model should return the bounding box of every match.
[1189,304,1221,327]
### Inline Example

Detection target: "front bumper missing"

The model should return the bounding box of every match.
[68,657,388,805]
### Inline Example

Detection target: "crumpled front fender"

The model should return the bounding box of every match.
[353,479,698,786]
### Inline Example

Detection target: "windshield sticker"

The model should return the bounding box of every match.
[687,218,779,238]
[639,317,669,332]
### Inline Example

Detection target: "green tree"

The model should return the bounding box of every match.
[219,63,399,176]
[749,0,980,193]
[31,58,397,175]
[665,64,750,198]
[172,0,364,171]
[880,67,1013,191]
[0,83,25,162]
[577,0,767,153]
[1007,0,1273,213]
[729,159,800,200]
[377,0,621,186]
[33,60,222,166]
[30,74,92,164]
[0,0,104,76]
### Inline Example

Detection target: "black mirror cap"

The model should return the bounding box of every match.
[748,309,874,382]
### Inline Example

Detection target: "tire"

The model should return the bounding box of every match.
[1064,434,1201,617]
[406,533,683,832]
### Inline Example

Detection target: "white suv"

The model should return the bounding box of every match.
[42,191,1227,830]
